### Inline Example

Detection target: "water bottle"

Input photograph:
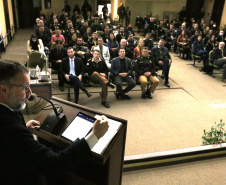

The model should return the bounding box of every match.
[36,65,40,78]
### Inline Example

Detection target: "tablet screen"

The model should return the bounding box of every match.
[61,112,96,142]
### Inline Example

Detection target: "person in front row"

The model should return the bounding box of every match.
[61,47,92,104]
[0,60,109,185]
[86,50,115,108]
[211,42,226,82]
[134,47,159,99]
[49,39,67,91]
[151,39,172,88]
[110,48,136,100]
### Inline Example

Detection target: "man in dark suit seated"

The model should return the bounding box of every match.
[0,60,109,185]
[151,39,172,87]
[49,39,67,91]
[86,50,115,108]
[211,42,226,82]
[61,47,92,103]
[110,48,136,100]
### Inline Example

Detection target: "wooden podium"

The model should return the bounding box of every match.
[32,96,127,185]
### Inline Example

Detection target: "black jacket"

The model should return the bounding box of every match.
[0,104,91,185]
[134,55,156,76]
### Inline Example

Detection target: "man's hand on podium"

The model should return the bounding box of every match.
[93,117,109,139]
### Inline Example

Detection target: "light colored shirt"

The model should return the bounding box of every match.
[69,57,76,76]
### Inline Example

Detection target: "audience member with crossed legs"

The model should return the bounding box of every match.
[61,47,91,104]
[86,50,115,108]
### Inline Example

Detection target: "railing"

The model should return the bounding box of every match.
[0,25,16,59]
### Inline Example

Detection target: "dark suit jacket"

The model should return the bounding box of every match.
[61,57,85,77]
[211,48,226,61]
[110,56,133,76]
[49,47,67,69]
[86,58,109,76]
[151,46,171,65]
[0,104,91,185]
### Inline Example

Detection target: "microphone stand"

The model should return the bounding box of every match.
[38,95,65,133]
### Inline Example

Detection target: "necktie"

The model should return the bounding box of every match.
[70,59,75,76]
[100,46,103,58]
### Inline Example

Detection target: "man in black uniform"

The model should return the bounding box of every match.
[134,47,159,99]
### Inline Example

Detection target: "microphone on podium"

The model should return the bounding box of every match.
[29,93,65,133]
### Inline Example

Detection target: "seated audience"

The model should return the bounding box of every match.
[73,36,91,63]
[27,34,46,58]
[51,29,65,45]
[211,42,226,82]
[88,32,98,51]
[134,39,144,59]
[143,33,154,52]
[86,50,115,108]
[110,48,136,100]
[205,35,218,53]
[151,39,172,87]
[94,37,111,69]
[61,47,92,103]
[193,35,209,71]
[177,30,190,59]
[127,33,137,53]
[107,33,119,58]
[49,39,67,90]
[118,39,133,60]
[134,47,159,99]
[116,27,128,43]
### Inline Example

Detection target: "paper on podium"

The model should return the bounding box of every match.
[91,115,122,154]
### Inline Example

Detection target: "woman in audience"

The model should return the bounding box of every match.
[83,27,92,43]
[107,33,119,58]
[177,30,190,59]
[88,32,98,51]
[205,35,218,53]
[27,34,46,58]
[134,39,144,59]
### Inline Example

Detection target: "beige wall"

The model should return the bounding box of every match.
[41,0,64,19]
[41,0,96,19]
[0,0,7,38]
[220,0,226,28]
[7,0,14,35]
[203,0,214,26]
[126,0,186,26]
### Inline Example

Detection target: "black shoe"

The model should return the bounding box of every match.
[164,82,170,88]
[107,82,115,89]
[115,92,120,99]
[101,102,110,108]
[121,94,131,100]
[85,91,92,98]
[141,93,146,99]
[145,90,153,99]
[160,75,165,79]
[60,86,64,91]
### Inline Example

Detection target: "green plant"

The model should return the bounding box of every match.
[202,120,226,145]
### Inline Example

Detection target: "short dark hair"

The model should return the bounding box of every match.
[0,60,29,84]
[67,47,74,51]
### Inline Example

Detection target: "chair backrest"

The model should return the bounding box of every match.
[209,50,213,64]
[50,43,57,50]
[27,52,42,68]
[133,36,140,41]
